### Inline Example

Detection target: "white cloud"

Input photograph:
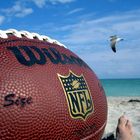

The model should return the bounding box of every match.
[67,8,84,15]
[31,0,75,7]
[1,0,76,23]
[58,9,140,48]
[48,0,75,4]
[0,16,5,25]
[15,8,33,17]
[76,46,140,78]
[2,1,33,18]
[31,0,46,8]
[48,9,140,78]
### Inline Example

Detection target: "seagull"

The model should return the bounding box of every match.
[109,35,124,53]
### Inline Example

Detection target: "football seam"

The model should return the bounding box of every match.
[81,120,107,140]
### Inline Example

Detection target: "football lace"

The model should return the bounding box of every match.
[0,29,66,48]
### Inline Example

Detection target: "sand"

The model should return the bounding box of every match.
[103,97,140,140]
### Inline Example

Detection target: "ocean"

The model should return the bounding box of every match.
[100,79,140,96]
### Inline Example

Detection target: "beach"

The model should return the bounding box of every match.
[103,97,140,140]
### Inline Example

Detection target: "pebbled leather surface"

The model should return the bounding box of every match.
[0,36,107,140]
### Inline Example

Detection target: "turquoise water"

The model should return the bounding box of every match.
[100,79,140,96]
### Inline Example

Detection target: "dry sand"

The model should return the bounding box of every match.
[103,97,140,140]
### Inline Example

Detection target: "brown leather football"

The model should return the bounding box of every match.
[0,29,107,140]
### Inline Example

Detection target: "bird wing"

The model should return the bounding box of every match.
[116,38,124,42]
[111,41,116,53]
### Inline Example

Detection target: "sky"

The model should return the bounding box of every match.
[0,0,140,79]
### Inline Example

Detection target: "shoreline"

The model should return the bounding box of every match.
[103,96,140,140]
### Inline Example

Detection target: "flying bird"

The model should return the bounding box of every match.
[109,35,124,53]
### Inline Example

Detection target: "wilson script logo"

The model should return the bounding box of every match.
[7,46,90,69]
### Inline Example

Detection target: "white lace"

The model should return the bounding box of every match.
[0,29,66,48]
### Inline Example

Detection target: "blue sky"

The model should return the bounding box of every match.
[0,0,140,79]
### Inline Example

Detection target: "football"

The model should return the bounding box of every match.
[0,29,107,140]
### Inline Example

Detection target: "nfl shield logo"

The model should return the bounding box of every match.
[58,71,94,120]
